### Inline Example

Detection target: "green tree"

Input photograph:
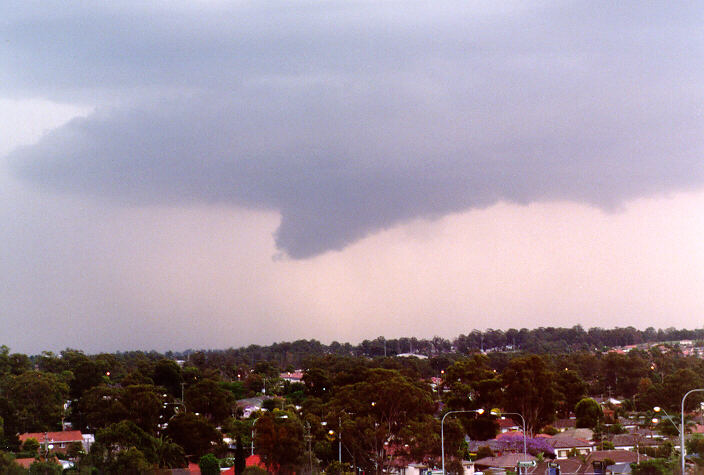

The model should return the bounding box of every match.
[399,415,440,465]
[186,379,235,424]
[324,368,436,472]
[687,433,704,459]
[154,435,187,468]
[554,369,587,417]
[0,347,31,376]
[220,381,246,401]
[443,355,500,440]
[61,350,109,400]
[575,398,603,429]
[112,446,153,473]
[79,385,128,431]
[152,359,183,397]
[121,384,163,434]
[29,458,63,474]
[325,461,350,474]
[254,412,304,473]
[599,352,649,399]
[302,368,329,399]
[165,412,222,459]
[235,434,246,475]
[599,440,615,450]
[630,458,673,474]
[86,420,158,471]
[662,369,704,412]
[0,450,25,475]
[1,371,69,432]
[501,355,557,434]
[199,453,221,475]
[66,441,85,460]
[22,438,40,455]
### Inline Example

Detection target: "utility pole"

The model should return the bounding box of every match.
[304,422,312,474]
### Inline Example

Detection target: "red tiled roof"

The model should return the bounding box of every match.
[547,436,592,449]
[498,418,520,429]
[246,455,266,468]
[187,462,201,474]
[474,453,536,469]
[280,371,304,379]
[585,450,647,464]
[19,431,83,444]
[528,459,585,474]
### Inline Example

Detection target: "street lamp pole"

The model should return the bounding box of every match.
[491,410,527,470]
[441,409,484,475]
[681,389,704,474]
[653,406,679,433]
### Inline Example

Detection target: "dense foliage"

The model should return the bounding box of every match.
[0,326,702,472]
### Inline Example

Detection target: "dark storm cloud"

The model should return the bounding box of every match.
[6,1,704,257]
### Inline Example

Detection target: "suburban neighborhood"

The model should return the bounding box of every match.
[1,328,704,473]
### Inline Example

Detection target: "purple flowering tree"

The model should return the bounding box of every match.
[494,434,555,457]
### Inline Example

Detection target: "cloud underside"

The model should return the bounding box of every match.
[12,91,703,258]
[5,2,704,258]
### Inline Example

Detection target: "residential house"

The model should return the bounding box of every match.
[610,434,660,452]
[474,453,536,472]
[279,371,304,383]
[497,418,522,433]
[552,418,576,432]
[391,461,474,475]
[559,428,594,441]
[527,459,585,475]
[584,449,648,466]
[236,396,269,419]
[547,435,594,459]
[18,431,90,453]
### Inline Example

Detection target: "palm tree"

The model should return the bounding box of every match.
[153,435,187,469]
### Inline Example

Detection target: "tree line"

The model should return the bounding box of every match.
[165,325,704,369]
[0,327,703,473]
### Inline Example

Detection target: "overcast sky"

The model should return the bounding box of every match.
[2,1,704,354]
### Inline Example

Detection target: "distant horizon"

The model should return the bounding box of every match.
[5,324,703,357]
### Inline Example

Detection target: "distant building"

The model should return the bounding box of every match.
[279,371,304,383]
[547,435,594,459]
[18,430,94,455]
[396,353,428,359]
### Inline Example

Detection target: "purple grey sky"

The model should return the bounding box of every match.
[1,1,703,353]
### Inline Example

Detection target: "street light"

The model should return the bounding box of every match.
[680,389,704,474]
[163,401,186,414]
[441,408,484,475]
[653,406,679,433]
[490,410,528,467]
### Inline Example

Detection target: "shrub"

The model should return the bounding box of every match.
[242,467,268,475]
[199,453,221,475]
